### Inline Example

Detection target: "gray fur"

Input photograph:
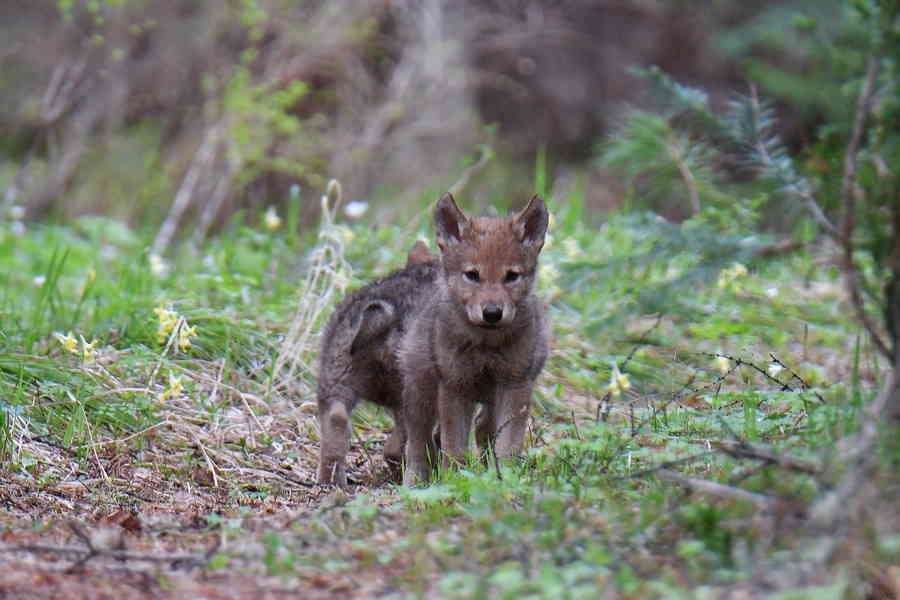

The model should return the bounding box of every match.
[316,254,437,486]
[316,193,549,487]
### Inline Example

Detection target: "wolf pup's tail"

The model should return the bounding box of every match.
[349,300,395,355]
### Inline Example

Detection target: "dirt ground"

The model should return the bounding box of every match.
[0,424,402,599]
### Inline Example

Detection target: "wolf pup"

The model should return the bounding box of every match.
[399,193,550,485]
[316,242,437,486]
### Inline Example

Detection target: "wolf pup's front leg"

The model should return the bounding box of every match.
[490,381,535,458]
[401,351,439,486]
[399,298,442,485]
[437,384,477,469]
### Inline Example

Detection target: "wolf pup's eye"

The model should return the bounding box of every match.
[464,270,480,282]
[504,270,521,283]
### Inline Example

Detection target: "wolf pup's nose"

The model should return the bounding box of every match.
[482,304,503,324]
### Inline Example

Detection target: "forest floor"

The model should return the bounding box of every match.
[1,208,898,599]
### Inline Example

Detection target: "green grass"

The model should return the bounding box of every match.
[0,190,894,597]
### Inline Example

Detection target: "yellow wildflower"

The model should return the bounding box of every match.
[80,335,98,363]
[55,331,79,354]
[154,306,178,344]
[606,362,631,397]
[154,306,198,352]
[264,206,282,231]
[716,262,749,291]
[158,373,183,402]
[178,324,198,350]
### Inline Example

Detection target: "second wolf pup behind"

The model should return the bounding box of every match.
[399,193,550,485]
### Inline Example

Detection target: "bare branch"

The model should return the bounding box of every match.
[713,440,821,475]
[657,469,784,511]
[768,353,825,403]
[839,55,891,359]
[701,351,794,393]
[1,542,207,570]
[799,189,840,239]
[611,450,718,481]
[448,145,494,198]
[810,363,899,528]
[151,123,222,257]
[668,136,701,216]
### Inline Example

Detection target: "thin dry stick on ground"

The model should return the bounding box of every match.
[656,468,784,512]
[712,440,822,475]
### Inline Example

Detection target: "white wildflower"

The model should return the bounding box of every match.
[343,201,368,219]
[562,237,581,260]
[713,355,731,375]
[149,254,168,277]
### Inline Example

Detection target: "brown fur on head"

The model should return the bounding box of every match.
[433,193,548,328]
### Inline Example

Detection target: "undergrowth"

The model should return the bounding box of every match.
[0,173,894,598]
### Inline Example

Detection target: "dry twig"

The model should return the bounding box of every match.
[838,55,890,360]
[713,440,821,475]
[810,364,898,529]
[657,469,784,511]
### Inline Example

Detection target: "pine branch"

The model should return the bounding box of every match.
[634,65,711,119]
[724,87,839,238]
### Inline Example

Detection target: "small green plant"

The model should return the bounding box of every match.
[261,532,298,576]
[222,67,311,186]
[678,502,735,569]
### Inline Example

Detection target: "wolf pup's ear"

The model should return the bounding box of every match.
[406,240,436,266]
[434,192,469,251]
[513,195,549,249]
